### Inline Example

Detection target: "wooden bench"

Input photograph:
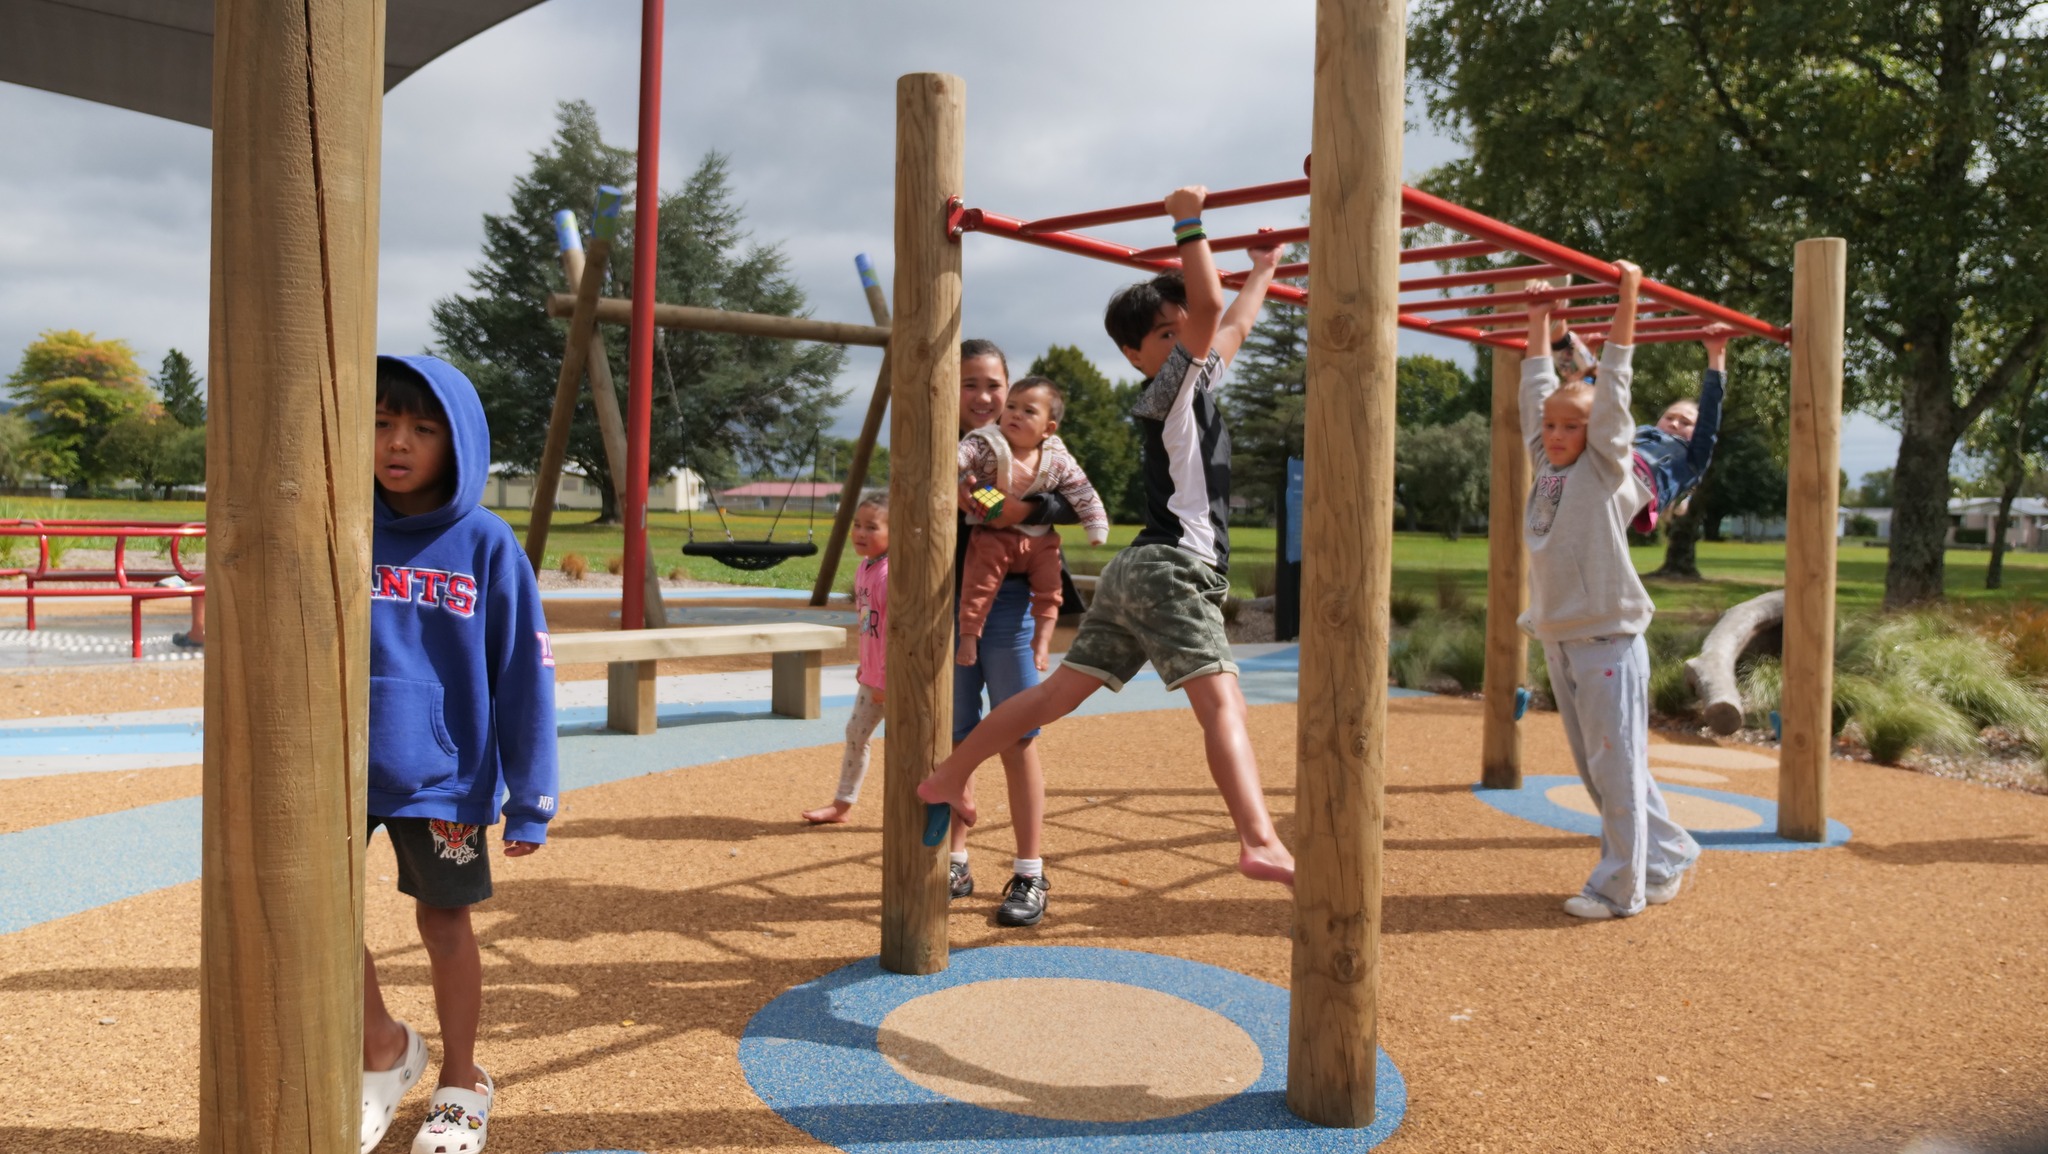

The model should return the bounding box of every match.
[547,622,847,735]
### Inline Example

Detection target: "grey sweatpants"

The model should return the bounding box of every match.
[1544,634,1699,915]
[833,685,885,804]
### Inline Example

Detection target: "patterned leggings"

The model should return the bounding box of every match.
[834,685,886,804]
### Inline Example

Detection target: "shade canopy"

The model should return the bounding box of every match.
[0,0,551,127]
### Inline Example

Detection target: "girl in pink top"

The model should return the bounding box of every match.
[803,493,889,823]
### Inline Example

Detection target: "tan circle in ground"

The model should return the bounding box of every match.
[1650,765,1729,786]
[1647,743,1776,771]
[877,978,1264,1122]
[1545,782,1764,831]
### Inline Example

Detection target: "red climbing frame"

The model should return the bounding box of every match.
[948,172,1790,350]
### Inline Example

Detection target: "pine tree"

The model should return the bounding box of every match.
[1222,282,1309,521]
[155,349,205,428]
[1026,345,1141,522]
[431,101,845,522]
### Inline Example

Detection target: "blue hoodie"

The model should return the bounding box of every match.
[369,355,558,844]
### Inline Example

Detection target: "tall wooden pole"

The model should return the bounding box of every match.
[811,253,895,605]
[524,197,614,573]
[1289,0,1402,1128]
[553,206,666,628]
[880,72,963,976]
[199,0,381,1149]
[621,0,665,638]
[1480,306,1529,790]
[1779,237,1845,840]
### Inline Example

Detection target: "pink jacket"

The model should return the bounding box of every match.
[855,553,887,690]
[957,428,1110,545]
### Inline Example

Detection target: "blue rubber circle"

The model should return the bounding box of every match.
[739,945,1406,1152]
[1472,774,1852,850]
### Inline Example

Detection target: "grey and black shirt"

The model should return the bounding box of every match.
[1130,344,1232,573]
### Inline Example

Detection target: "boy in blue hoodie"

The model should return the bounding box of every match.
[358,355,557,1154]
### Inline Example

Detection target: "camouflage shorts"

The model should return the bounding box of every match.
[1062,544,1237,692]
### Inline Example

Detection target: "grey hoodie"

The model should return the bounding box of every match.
[1518,344,1655,642]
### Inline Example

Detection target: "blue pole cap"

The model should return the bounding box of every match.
[1514,686,1532,722]
[592,186,626,241]
[552,210,582,254]
[855,252,880,290]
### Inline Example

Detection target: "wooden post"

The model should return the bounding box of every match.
[544,294,892,346]
[880,72,963,977]
[1480,302,1529,790]
[524,190,615,573]
[199,0,381,1149]
[554,205,666,628]
[1289,0,1402,1128]
[810,253,895,605]
[1779,237,1845,840]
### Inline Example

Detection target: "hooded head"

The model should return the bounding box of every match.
[374,354,489,532]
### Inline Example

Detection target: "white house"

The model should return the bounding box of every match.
[1838,506,1893,540]
[1948,496,2048,550]
[486,464,706,513]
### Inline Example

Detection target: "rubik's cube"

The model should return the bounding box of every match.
[968,485,1005,520]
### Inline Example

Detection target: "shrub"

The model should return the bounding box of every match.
[1650,661,1695,719]
[1527,641,1553,709]
[605,554,625,576]
[1845,512,1879,537]
[1979,603,2048,682]
[1389,591,1427,626]
[560,553,589,581]
[1434,569,1470,615]
[1837,612,2048,747]
[1739,657,1783,731]
[1392,611,1486,693]
[667,566,686,581]
[1953,527,1987,546]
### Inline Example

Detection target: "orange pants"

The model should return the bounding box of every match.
[959,527,1062,641]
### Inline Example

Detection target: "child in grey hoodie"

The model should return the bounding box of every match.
[1520,265,1700,919]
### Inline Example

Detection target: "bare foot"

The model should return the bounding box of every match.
[1239,841,1295,888]
[957,635,979,667]
[801,800,853,824]
[915,771,978,827]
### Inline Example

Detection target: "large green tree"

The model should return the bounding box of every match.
[154,349,205,428]
[1026,344,1142,522]
[5,329,151,489]
[1397,412,1493,539]
[1411,0,2048,607]
[1963,354,2048,588]
[432,101,844,523]
[97,404,206,498]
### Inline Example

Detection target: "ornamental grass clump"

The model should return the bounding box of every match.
[1391,611,1487,693]
[1744,611,2048,765]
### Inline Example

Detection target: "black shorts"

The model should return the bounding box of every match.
[368,815,493,909]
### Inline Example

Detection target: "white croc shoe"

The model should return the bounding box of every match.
[361,1023,427,1153]
[1645,872,1685,906]
[411,1067,493,1154]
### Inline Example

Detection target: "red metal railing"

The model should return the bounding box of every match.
[0,519,206,658]
[951,174,1790,350]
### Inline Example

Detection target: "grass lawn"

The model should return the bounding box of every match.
[8,496,2046,614]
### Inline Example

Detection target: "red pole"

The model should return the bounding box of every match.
[623,0,664,635]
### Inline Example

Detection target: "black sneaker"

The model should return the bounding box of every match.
[948,860,974,901]
[994,873,1049,927]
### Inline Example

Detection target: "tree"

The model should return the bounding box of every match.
[1856,468,1895,508]
[1411,0,2048,607]
[1222,260,1309,519]
[1964,355,2048,588]
[0,409,53,487]
[96,403,205,497]
[432,102,845,524]
[811,435,888,485]
[5,329,151,489]
[1692,425,1790,541]
[1027,344,1142,522]
[154,349,205,428]
[1397,354,1485,427]
[1396,412,1492,540]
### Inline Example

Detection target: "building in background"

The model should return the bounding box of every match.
[486,464,706,513]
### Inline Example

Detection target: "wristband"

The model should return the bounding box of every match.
[1176,230,1208,245]
[1172,217,1202,231]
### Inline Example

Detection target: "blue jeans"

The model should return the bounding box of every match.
[953,576,1042,744]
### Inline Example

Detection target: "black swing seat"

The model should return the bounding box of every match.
[682,539,819,572]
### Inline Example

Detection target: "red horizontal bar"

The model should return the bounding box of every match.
[1020,178,1310,236]
[1400,263,1564,293]
[1400,282,1621,315]
[1133,225,1310,263]
[1469,301,1676,330]
[1572,315,1719,337]
[956,209,1307,304]
[1398,240,1502,265]
[1399,186,1789,343]
[0,586,201,598]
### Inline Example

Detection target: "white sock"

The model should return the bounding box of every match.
[1013,858,1043,878]
[949,852,969,866]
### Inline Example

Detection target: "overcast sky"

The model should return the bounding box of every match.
[0,0,1900,483]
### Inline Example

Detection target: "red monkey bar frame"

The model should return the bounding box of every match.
[949,173,1790,350]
